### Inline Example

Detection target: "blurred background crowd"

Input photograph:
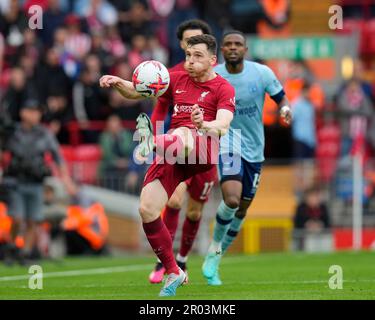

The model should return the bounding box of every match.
[1,0,375,263]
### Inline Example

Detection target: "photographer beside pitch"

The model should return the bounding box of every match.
[100,34,236,297]
[2,99,76,264]
[202,31,292,285]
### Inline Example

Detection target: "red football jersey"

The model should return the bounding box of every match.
[158,71,236,130]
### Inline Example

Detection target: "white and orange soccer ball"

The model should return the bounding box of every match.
[132,60,170,98]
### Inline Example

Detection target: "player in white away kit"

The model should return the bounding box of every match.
[202,31,292,285]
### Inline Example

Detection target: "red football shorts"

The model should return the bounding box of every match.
[143,130,219,199]
[185,165,217,203]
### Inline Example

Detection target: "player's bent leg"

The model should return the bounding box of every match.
[172,126,195,159]
[222,199,252,254]
[212,180,242,246]
[139,180,185,296]
[207,201,250,286]
[203,180,242,280]
[149,182,187,284]
[136,113,155,158]
[139,180,168,223]
[167,181,187,210]
[176,196,204,283]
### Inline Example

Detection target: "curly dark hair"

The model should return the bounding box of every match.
[176,19,212,41]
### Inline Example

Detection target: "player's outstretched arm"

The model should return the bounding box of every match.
[191,105,233,137]
[99,75,144,100]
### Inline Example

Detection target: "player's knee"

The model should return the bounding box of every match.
[186,208,201,221]
[139,202,158,223]
[167,195,183,209]
[224,195,241,209]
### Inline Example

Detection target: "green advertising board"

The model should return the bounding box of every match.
[249,37,335,60]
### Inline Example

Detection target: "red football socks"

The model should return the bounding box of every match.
[161,206,180,242]
[179,217,201,257]
[142,217,179,275]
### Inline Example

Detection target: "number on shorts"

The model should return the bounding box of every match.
[252,173,260,189]
[200,181,214,200]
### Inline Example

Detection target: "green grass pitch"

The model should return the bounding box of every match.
[0,251,374,300]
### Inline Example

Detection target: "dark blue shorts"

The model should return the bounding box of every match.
[218,153,262,200]
[293,140,315,160]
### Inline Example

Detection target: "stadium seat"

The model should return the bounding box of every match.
[72,144,102,185]
[59,144,102,185]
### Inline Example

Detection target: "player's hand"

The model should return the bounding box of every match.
[191,104,204,129]
[99,75,122,88]
[280,106,292,125]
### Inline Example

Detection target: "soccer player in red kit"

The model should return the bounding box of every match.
[149,19,219,284]
[100,34,235,297]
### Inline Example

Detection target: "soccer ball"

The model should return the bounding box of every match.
[132,60,170,98]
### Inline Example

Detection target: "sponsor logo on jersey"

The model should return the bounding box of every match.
[172,104,205,116]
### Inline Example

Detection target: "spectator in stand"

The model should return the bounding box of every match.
[336,59,374,105]
[257,0,291,37]
[167,0,199,65]
[43,89,73,144]
[337,78,373,157]
[40,0,67,47]
[1,67,31,122]
[52,26,68,55]
[285,59,325,111]
[113,60,133,81]
[198,0,230,40]
[83,0,118,32]
[85,53,103,80]
[64,14,91,62]
[292,82,316,158]
[128,34,152,69]
[0,0,28,49]
[118,1,152,44]
[34,47,71,105]
[15,29,42,68]
[104,25,127,60]
[291,82,317,197]
[90,29,113,73]
[73,64,109,143]
[98,114,138,192]
[293,185,331,250]
[148,35,169,66]
[18,54,37,83]
[148,0,176,50]
[108,89,142,122]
